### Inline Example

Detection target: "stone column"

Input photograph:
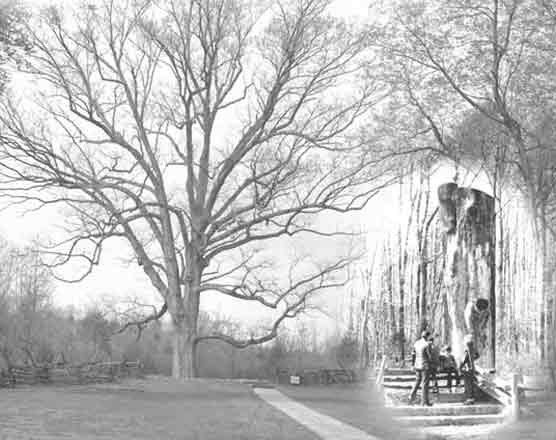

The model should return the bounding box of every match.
[438,183,495,364]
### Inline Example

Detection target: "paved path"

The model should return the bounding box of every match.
[253,387,382,440]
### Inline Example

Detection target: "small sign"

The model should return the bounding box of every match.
[289,375,301,385]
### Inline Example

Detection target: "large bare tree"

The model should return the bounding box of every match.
[0,0,391,378]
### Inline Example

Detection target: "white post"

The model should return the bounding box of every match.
[511,372,520,422]
[376,355,386,398]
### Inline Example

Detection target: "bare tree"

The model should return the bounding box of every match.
[376,0,556,221]
[0,240,55,367]
[0,0,391,378]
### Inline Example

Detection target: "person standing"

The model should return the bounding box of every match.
[460,334,478,405]
[428,336,441,394]
[409,330,432,406]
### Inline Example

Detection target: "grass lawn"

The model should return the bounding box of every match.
[483,403,556,440]
[0,377,319,440]
[278,382,420,439]
[280,383,556,440]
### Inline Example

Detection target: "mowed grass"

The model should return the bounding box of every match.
[483,402,556,440]
[279,383,556,440]
[278,382,420,439]
[278,383,486,440]
[0,377,319,440]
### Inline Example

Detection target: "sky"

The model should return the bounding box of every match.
[25,0,373,14]
[0,0,495,336]
[0,0,378,334]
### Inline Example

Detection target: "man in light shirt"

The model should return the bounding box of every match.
[408,330,432,406]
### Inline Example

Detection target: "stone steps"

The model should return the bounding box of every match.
[432,392,472,404]
[384,374,456,382]
[382,368,506,426]
[395,413,505,427]
[391,390,478,404]
[388,403,503,417]
[383,382,464,389]
[384,368,414,376]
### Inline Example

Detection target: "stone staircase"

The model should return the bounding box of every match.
[381,367,507,426]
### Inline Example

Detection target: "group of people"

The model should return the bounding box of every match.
[408,330,477,406]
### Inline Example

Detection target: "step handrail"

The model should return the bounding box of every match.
[376,355,387,388]
[475,368,556,421]
[474,367,512,406]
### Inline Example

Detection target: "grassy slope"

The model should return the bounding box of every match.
[0,378,319,440]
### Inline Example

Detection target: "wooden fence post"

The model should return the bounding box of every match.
[376,355,387,398]
[511,372,520,422]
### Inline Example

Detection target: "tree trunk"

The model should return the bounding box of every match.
[438,183,495,363]
[416,259,421,331]
[168,263,201,379]
[489,217,496,370]
[538,209,550,364]
[494,202,504,369]
[172,317,197,379]
[398,266,405,362]
[387,261,396,356]
[419,255,428,332]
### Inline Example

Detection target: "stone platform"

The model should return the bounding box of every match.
[382,367,506,427]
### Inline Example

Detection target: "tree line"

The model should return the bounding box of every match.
[0,236,358,378]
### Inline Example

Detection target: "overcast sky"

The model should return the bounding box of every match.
[0,0,497,337]
[0,0,376,334]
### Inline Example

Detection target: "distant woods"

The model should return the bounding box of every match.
[0,237,356,378]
